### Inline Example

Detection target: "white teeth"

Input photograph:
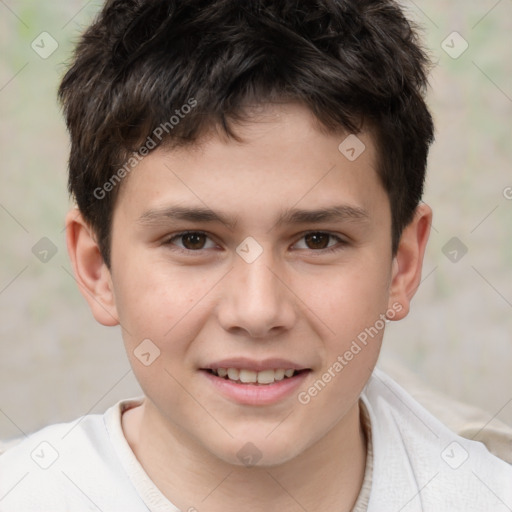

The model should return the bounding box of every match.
[257,369,276,384]
[273,369,285,381]
[211,367,300,384]
[227,368,239,380]
[239,369,257,383]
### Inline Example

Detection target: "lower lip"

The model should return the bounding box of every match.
[200,370,311,405]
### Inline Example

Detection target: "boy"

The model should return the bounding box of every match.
[1,0,511,510]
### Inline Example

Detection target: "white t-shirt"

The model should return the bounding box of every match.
[0,368,511,511]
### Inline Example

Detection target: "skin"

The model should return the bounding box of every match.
[66,103,431,512]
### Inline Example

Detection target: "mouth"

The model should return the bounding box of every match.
[202,368,311,386]
[200,366,312,405]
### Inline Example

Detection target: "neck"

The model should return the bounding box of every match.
[122,400,367,512]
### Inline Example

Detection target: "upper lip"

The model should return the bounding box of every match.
[201,358,311,372]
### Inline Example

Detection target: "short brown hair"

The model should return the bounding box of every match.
[59,0,434,267]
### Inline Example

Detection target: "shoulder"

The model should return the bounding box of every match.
[362,368,512,512]
[0,398,146,511]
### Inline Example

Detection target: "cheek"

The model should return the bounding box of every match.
[112,265,212,395]
[112,259,218,346]
[296,263,390,412]
[304,259,391,339]
[113,276,225,436]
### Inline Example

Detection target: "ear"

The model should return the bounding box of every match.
[65,208,119,326]
[387,202,432,321]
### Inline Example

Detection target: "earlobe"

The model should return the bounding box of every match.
[387,203,432,321]
[65,208,120,326]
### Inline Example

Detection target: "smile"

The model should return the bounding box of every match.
[201,368,312,405]
[206,368,307,385]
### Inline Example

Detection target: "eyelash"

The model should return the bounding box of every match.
[162,231,348,255]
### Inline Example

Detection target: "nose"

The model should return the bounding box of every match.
[217,250,297,339]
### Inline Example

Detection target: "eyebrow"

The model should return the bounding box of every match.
[276,205,369,226]
[137,204,369,230]
[138,206,238,230]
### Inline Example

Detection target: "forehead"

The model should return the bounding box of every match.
[114,103,387,226]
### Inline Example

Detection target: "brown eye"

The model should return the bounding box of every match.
[304,232,331,249]
[165,231,217,252]
[181,232,207,250]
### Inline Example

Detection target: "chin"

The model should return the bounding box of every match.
[207,435,305,469]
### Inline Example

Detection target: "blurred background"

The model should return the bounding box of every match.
[0,0,511,440]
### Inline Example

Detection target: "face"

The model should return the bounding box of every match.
[75,103,412,467]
